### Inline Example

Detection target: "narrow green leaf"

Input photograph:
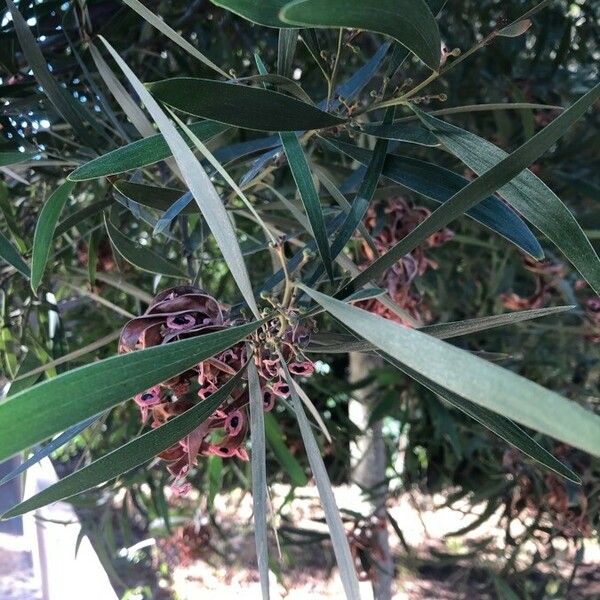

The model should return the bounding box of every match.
[280,356,360,600]
[380,351,579,483]
[1,370,245,519]
[264,412,307,487]
[306,306,574,353]
[439,388,579,483]
[69,121,227,181]
[330,108,394,263]
[0,229,30,278]
[281,0,441,71]
[300,285,600,457]
[121,0,229,78]
[0,416,98,488]
[356,121,439,146]
[104,215,185,278]
[0,320,261,462]
[414,105,600,294]
[248,357,270,600]
[278,28,299,78]
[0,150,37,167]
[338,83,600,298]
[322,137,544,259]
[281,133,333,280]
[89,42,155,138]
[100,37,260,318]
[54,198,115,238]
[114,181,189,214]
[5,0,96,147]
[210,0,287,27]
[420,305,574,340]
[30,180,77,293]
[146,77,346,132]
[87,229,101,287]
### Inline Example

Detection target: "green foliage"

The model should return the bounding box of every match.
[1,0,598,596]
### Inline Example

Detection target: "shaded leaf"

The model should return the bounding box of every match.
[0,416,98,488]
[31,180,77,293]
[122,0,229,78]
[0,150,37,167]
[264,412,308,487]
[146,77,346,132]
[104,215,185,278]
[337,83,600,297]
[0,229,30,278]
[414,106,600,294]
[0,320,261,462]
[281,0,441,71]
[6,0,97,147]
[281,132,333,280]
[355,121,439,146]
[324,137,543,259]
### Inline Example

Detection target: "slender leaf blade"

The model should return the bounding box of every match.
[0,416,98,488]
[248,357,270,599]
[210,0,288,27]
[1,370,244,518]
[280,357,360,600]
[300,285,600,457]
[104,215,185,278]
[31,180,77,293]
[0,229,30,278]
[415,106,600,295]
[146,77,346,132]
[69,121,227,181]
[264,412,307,486]
[122,0,229,78]
[338,83,600,297]
[0,320,261,462]
[5,0,96,147]
[280,132,333,280]
[323,137,544,259]
[100,37,260,318]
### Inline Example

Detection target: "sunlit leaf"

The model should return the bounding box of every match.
[300,285,600,457]
[0,320,261,462]
[1,370,245,518]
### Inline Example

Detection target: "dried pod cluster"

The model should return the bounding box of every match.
[119,286,314,493]
[357,197,454,325]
